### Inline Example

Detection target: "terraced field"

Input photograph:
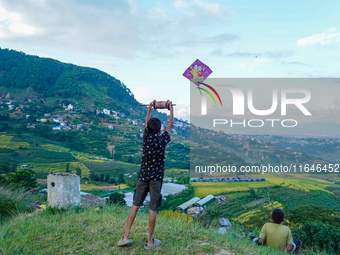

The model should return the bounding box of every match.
[0,135,30,149]
[191,181,271,197]
[192,174,339,197]
[266,177,336,194]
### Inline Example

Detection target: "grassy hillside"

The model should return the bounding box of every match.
[0,205,308,255]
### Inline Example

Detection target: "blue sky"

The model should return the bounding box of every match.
[1,0,339,121]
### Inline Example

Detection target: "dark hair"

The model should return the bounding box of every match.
[147,118,161,134]
[272,208,284,224]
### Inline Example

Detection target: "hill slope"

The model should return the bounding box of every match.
[0,205,291,255]
[0,47,138,111]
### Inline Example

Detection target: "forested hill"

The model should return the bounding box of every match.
[0,47,138,111]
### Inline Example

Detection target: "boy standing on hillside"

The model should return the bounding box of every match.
[251,208,301,253]
[118,101,173,250]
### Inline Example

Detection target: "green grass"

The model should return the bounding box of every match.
[0,186,43,223]
[0,205,312,255]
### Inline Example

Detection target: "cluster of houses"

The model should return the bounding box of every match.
[1,100,25,111]
[195,175,265,183]
[62,102,127,119]
[177,194,215,215]
[174,193,233,233]
[2,99,190,135]
[92,108,125,118]
[52,117,69,130]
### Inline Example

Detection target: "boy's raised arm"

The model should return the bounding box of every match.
[145,102,152,128]
[165,101,174,134]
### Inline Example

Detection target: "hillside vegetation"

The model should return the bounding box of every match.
[0,48,137,111]
[0,204,307,255]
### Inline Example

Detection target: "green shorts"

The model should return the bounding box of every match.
[133,180,162,211]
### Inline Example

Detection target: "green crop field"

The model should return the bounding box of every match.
[18,162,91,178]
[192,174,339,198]
[41,143,71,152]
[266,176,337,194]
[0,135,30,150]
[233,201,283,225]
[191,181,271,197]
[42,143,106,163]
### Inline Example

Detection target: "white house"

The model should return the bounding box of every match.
[52,125,69,131]
[103,108,110,115]
[53,117,63,123]
[67,104,74,110]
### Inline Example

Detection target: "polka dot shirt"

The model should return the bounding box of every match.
[138,128,171,182]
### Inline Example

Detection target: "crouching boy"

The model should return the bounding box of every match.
[251,208,301,253]
[118,101,173,250]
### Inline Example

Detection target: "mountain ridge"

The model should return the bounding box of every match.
[0,47,138,112]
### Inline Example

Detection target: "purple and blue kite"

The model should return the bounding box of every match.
[183,59,222,106]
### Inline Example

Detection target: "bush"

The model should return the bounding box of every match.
[10,170,37,189]
[292,222,340,254]
[286,204,340,228]
[106,192,126,206]
[0,186,40,222]
[0,195,17,221]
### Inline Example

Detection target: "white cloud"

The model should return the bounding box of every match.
[130,86,153,103]
[0,0,230,59]
[8,23,40,35]
[193,0,223,16]
[176,106,190,119]
[0,0,143,57]
[297,28,340,47]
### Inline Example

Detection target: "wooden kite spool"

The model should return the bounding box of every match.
[139,100,175,110]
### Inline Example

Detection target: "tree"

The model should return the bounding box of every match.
[0,164,11,174]
[65,163,71,173]
[292,222,340,254]
[249,188,259,199]
[109,178,117,184]
[106,192,126,206]
[76,166,81,176]
[90,172,99,181]
[11,170,37,188]
[118,173,125,184]
[100,174,105,182]
[105,173,110,182]
[177,176,190,184]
